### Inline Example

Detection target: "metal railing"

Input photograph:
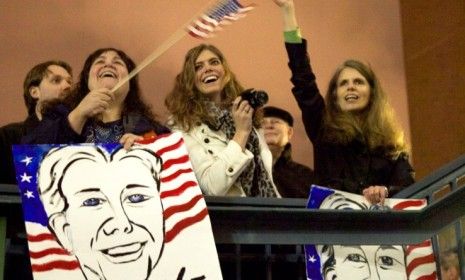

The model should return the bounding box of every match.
[395,154,465,280]
[1,154,464,279]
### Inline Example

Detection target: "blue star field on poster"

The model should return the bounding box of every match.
[13,143,119,226]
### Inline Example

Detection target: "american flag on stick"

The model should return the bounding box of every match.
[187,0,255,39]
[110,0,256,94]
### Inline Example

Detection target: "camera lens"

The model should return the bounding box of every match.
[240,89,268,109]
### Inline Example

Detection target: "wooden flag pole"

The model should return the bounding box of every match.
[110,28,187,94]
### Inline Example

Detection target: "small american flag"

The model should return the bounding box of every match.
[13,132,212,279]
[187,0,255,39]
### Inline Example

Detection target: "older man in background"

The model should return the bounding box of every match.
[262,106,314,198]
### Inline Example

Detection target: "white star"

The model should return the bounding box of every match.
[20,172,32,183]
[308,255,316,263]
[21,156,33,166]
[24,190,35,199]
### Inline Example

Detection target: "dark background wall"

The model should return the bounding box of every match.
[400,0,465,179]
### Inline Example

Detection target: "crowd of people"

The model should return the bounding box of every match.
[0,1,415,202]
[2,0,445,279]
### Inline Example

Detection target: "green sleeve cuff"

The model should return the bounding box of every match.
[284,28,302,43]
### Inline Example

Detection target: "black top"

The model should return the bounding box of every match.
[272,143,315,198]
[22,104,170,144]
[0,115,39,184]
[284,40,415,195]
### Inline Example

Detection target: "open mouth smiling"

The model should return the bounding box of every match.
[202,75,219,84]
[100,241,147,263]
[99,70,118,79]
[345,94,359,101]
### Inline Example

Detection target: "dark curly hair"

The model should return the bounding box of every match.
[43,48,161,127]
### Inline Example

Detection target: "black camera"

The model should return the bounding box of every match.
[240,88,269,109]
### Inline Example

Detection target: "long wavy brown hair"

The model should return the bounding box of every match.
[165,44,261,132]
[323,60,408,158]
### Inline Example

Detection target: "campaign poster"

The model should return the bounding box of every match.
[305,185,437,280]
[13,132,222,280]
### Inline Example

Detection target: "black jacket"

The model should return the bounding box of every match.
[22,105,170,144]
[273,143,315,198]
[285,40,414,195]
[0,115,39,184]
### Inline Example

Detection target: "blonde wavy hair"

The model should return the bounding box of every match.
[165,44,262,132]
[323,60,409,159]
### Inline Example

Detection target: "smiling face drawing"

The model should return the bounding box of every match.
[38,146,164,280]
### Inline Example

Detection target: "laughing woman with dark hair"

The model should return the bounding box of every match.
[23,48,169,147]
[272,0,414,204]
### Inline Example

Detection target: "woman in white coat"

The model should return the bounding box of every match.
[165,44,280,197]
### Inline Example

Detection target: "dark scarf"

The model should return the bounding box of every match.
[203,101,277,197]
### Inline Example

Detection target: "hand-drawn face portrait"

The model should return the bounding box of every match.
[37,145,164,280]
[321,244,407,280]
[317,193,407,280]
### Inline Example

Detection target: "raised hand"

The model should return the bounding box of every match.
[272,0,298,31]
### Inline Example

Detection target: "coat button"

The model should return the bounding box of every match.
[228,167,234,172]
[204,138,210,143]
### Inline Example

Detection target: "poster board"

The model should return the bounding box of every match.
[13,132,222,280]
[305,185,437,280]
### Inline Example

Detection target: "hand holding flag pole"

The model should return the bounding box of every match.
[110,0,255,94]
